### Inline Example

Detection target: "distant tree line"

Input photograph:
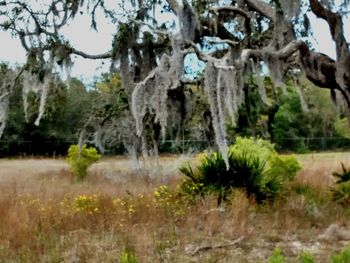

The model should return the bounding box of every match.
[1,63,350,157]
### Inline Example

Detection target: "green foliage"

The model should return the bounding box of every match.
[332,163,350,207]
[335,118,350,139]
[269,154,302,181]
[272,89,305,140]
[119,251,137,263]
[231,77,339,152]
[293,183,313,195]
[233,78,272,139]
[0,75,96,157]
[231,137,301,181]
[153,185,190,217]
[230,137,275,162]
[331,246,350,263]
[119,240,137,263]
[66,144,100,181]
[179,137,301,203]
[300,251,315,263]
[116,23,132,43]
[178,177,204,198]
[333,163,350,183]
[258,80,337,152]
[333,181,350,207]
[267,248,286,263]
[192,0,208,14]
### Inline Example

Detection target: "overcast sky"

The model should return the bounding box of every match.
[0,5,349,85]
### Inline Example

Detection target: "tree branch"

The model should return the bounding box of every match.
[244,0,275,22]
[184,41,210,62]
[309,0,350,91]
[309,0,349,49]
[70,49,112,59]
[210,6,250,19]
[185,236,244,256]
[207,39,239,47]
[210,5,251,45]
[165,0,179,15]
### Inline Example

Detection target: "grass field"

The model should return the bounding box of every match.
[0,152,350,262]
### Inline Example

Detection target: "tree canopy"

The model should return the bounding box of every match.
[0,0,349,162]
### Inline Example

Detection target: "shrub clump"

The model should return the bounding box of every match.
[230,137,301,181]
[332,163,350,207]
[267,248,286,263]
[331,245,350,263]
[179,137,301,203]
[66,144,100,181]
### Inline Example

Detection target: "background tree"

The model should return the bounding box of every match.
[0,63,94,156]
[0,0,349,162]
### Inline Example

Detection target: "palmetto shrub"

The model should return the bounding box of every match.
[180,150,280,203]
[179,137,301,203]
[332,163,350,207]
[333,162,350,184]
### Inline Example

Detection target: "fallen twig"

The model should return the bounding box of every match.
[318,224,350,241]
[186,236,244,256]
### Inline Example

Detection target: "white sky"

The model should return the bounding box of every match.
[0,5,349,85]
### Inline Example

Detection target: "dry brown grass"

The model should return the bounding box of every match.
[295,152,350,189]
[0,153,350,262]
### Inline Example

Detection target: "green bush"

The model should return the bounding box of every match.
[230,137,301,181]
[179,137,301,203]
[332,163,350,207]
[266,248,286,263]
[230,137,275,162]
[335,117,350,139]
[331,245,350,263]
[66,144,100,181]
[119,251,137,263]
[333,163,350,183]
[180,150,280,203]
[269,154,302,181]
[333,181,350,207]
[300,251,315,263]
[266,249,315,263]
[179,179,204,199]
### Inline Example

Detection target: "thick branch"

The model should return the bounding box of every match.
[211,5,251,45]
[244,0,275,22]
[19,32,30,51]
[71,49,112,59]
[180,77,203,85]
[309,0,350,92]
[198,16,241,44]
[207,39,239,46]
[309,0,349,51]
[239,40,350,107]
[240,41,304,62]
[210,6,250,19]
[165,0,179,15]
[184,41,210,62]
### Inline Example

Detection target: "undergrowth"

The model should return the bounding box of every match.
[1,153,350,262]
[333,162,350,207]
[179,137,301,203]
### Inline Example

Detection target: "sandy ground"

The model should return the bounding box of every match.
[0,153,195,178]
[0,151,349,181]
[0,151,349,195]
[0,158,67,180]
[0,154,195,195]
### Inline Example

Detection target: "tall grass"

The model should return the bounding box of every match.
[0,155,349,262]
